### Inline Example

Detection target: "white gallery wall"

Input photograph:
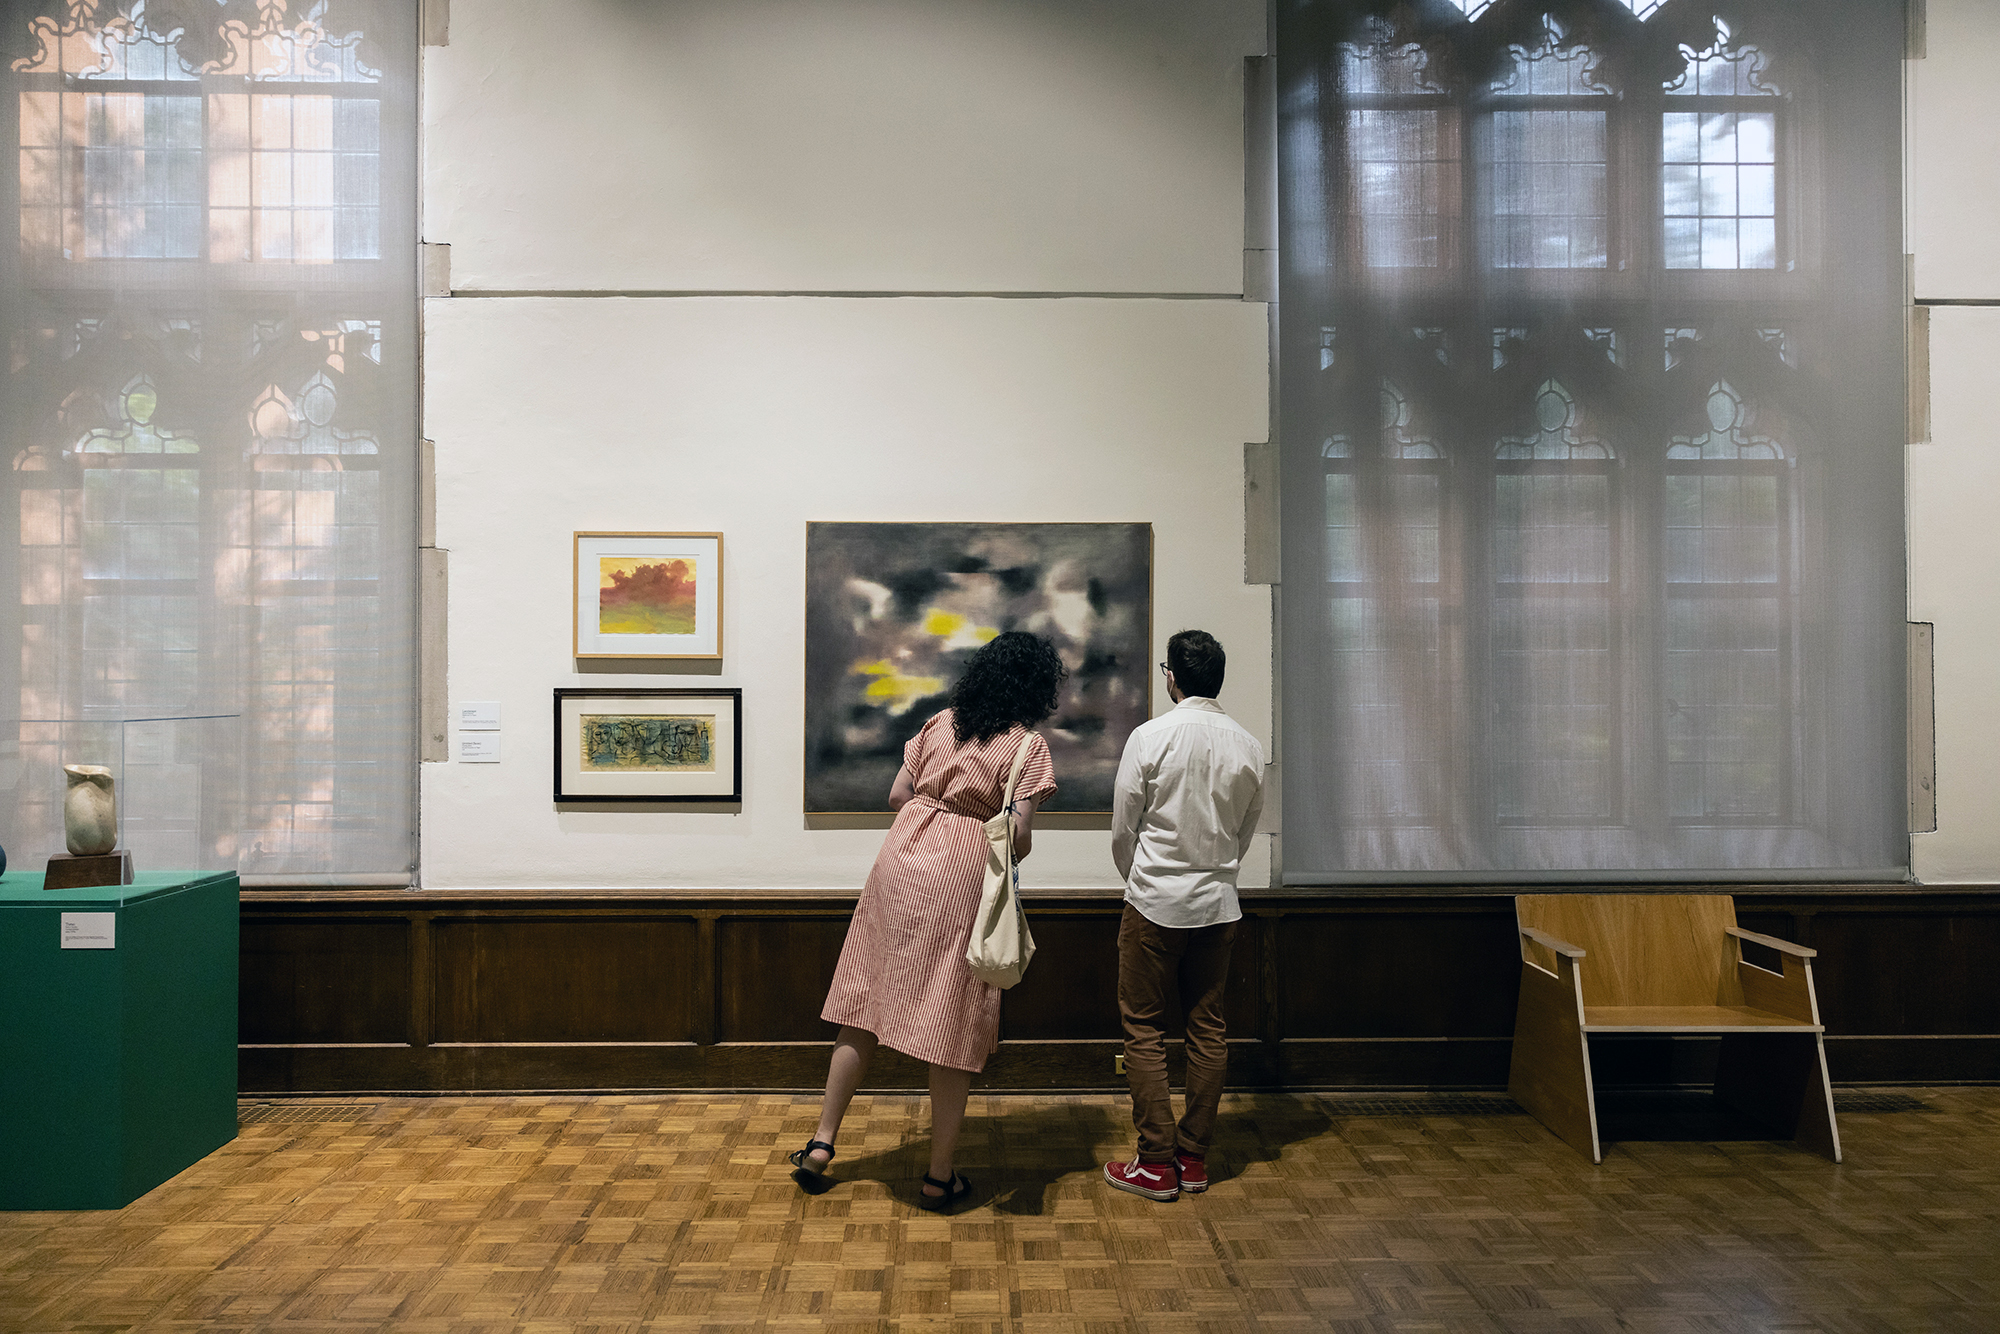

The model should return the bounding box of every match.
[420,0,2000,888]
[419,0,1271,890]
[1908,0,2000,882]
[423,0,1258,294]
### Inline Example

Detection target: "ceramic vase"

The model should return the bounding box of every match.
[63,764,117,856]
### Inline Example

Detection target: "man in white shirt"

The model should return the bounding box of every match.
[1103,629,1265,1202]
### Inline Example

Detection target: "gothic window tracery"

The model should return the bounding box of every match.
[1340,20,1457,270]
[1286,0,1894,873]
[1663,381,1790,820]
[5,0,411,874]
[1663,19,1780,270]
[1667,381,1780,460]
[1492,379,1617,822]
[245,370,379,584]
[48,374,204,713]
[14,0,382,266]
[1486,18,1612,270]
[1320,375,1449,825]
[1496,380,1610,460]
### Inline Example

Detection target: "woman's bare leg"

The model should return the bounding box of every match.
[923,1064,974,1191]
[810,1026,878,1166]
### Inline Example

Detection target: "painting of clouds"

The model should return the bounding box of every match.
[598,558,697,636]
[805,522,1152,813]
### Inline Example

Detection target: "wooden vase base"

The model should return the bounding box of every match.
[45,850,135,890]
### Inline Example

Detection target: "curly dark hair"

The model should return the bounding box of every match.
[949,631,1068,745]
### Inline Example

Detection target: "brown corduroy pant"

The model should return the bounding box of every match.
[1117,903,1238,1163]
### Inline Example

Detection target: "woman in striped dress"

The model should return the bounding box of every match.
[790,632,1064,1211]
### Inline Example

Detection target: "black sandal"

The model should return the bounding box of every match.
[916,1171,973,1213]
[788,1139,836,1188]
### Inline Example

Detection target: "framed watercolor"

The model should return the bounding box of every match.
[803,521,1153,814]
[573,532,723,660]
[553,688,743,803]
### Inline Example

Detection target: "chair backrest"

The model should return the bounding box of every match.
[1515,893,1744,1007]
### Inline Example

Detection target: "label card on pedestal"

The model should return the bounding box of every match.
[60,912,116,949]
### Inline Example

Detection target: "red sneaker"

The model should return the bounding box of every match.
[1104,1158,1179,1201]
[1174,1152,1208,1193]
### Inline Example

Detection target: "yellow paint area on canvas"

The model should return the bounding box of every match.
[922,609,1000,649]
[851,659,943,715]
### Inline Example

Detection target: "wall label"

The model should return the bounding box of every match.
[460,735,501,763]
[60,912,116,949]
[458,701,501,730]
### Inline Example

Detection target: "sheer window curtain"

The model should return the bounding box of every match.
[0,0,418,878]
[1278,0,1908,883]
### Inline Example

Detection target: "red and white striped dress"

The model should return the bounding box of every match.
[821,709,1057,1072]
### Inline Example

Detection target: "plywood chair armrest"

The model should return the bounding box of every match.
[1519,926,1586,958]
[1726,926,1816,958]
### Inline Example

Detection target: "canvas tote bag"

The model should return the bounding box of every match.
[966,732,1039,989]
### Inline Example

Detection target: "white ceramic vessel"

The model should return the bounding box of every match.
[63,764,118,856]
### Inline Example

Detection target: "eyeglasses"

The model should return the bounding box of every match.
[1158,662,1172,679]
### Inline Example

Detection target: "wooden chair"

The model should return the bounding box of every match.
[1508,893,1840,1163]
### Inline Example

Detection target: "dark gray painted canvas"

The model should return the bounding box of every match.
[805,522,1152,813]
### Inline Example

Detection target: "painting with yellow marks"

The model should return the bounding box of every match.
[805,522,1152,813]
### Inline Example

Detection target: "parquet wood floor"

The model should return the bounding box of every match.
[4,1087,1998,1333]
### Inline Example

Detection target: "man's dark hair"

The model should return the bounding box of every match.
[1167,629,1225,699]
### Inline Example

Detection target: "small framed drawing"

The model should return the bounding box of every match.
[573,532,723,659]
[553,688,743,803]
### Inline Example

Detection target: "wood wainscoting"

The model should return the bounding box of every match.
[238,888,2000,1095]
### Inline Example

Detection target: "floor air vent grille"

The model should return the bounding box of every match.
[238,1104,375,1125]
[1831,1090,1933,1113]
[1316,1093,1524,1116]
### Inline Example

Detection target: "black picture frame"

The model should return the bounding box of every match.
[553,687,744,803]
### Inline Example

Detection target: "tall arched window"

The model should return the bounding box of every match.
[1317,379,1452,846]
[1663,380,1789,821]
[2,1,416,878]
[1491,381,1618,822]
[1482,17,1613,270]
[1339,22,1458,271]
[1280,0,1907,880]
[1662,20,1780,270]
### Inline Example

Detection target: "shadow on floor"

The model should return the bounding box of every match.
[798,1093,1334,1216]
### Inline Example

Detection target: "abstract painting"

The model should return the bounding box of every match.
[805,522,1152,813]
[580,714,715,772]
[554,688,742,802]
[573,532,722,659]
[596,558,697,636]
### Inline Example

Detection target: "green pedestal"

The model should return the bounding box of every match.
[0,870,239,1210]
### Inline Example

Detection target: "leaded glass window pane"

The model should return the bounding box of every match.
[1491,111,1607,269]
[1346,109,1459,269]
[1664,112,1777,270]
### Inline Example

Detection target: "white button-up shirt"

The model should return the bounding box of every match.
[1111,697,1266,929]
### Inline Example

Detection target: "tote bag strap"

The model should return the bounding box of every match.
[998,731,1036,834]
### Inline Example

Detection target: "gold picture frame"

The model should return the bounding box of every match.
[572,531,723,660]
